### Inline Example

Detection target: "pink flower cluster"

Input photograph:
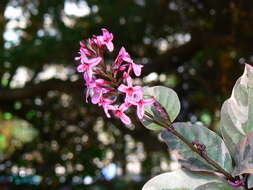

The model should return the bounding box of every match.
[75,28,154,125]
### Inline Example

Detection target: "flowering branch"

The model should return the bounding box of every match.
[75,28,248,189]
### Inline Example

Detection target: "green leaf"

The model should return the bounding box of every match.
[195,182,243,190]
[161,122,233,173]
[221,64,253,157]
[141,86,180,130]
[233,131,253,176]
[142,169,225,190]
[247,174,253,188]
[0,135,6,149]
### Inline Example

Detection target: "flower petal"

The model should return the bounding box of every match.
[133,86,143,92]
[106,42,114,52]
[122,56,132,63]
[91,88,102,104]
[86,69,93,81]
[126,76,133,87]
[120,113,131,125]
[118,84,128,93]
[143,98,155,105]
[137,104,144,119]
[87,57,102,66]
[132,63,143,76]
[103,105,111,118]
[102,28,113,40]
[75,56,81,61]
[77,64,85,72]
[107,105,116,111]
[119,103,130,112]
[85,88,90,103]
[104,97,116,104]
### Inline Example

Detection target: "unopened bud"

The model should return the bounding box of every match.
[192,140,206,153]
[153,100,170,121]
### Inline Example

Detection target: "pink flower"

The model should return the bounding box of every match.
[75,48,102,80]
[114,47,143,76]
[129,97,155,119]
[84,75,109,103]
[94,28,114,52]
[127,61,143,77]
[101,28,114,52]
[91,87,106,104]
[79,41,96,57]
[83,75,96,102]
[114,47,133,68]
[98,97,116,118]
[91,79,110,104]
[113,64,128,78]
[118,76,143,102]
[108,103,131,125]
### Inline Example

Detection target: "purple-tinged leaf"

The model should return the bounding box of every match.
[233,131,253,176]
[195,182,243,190]
[142,169,225,190]
[221,64,253,157]
[161,122,233,174]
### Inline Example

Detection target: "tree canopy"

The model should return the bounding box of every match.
[0,0,253,189]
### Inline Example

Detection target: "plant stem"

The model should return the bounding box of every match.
[144,111,235,181]
[101,64,236,183]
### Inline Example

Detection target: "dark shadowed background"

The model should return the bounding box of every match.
[0,0,253,189]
